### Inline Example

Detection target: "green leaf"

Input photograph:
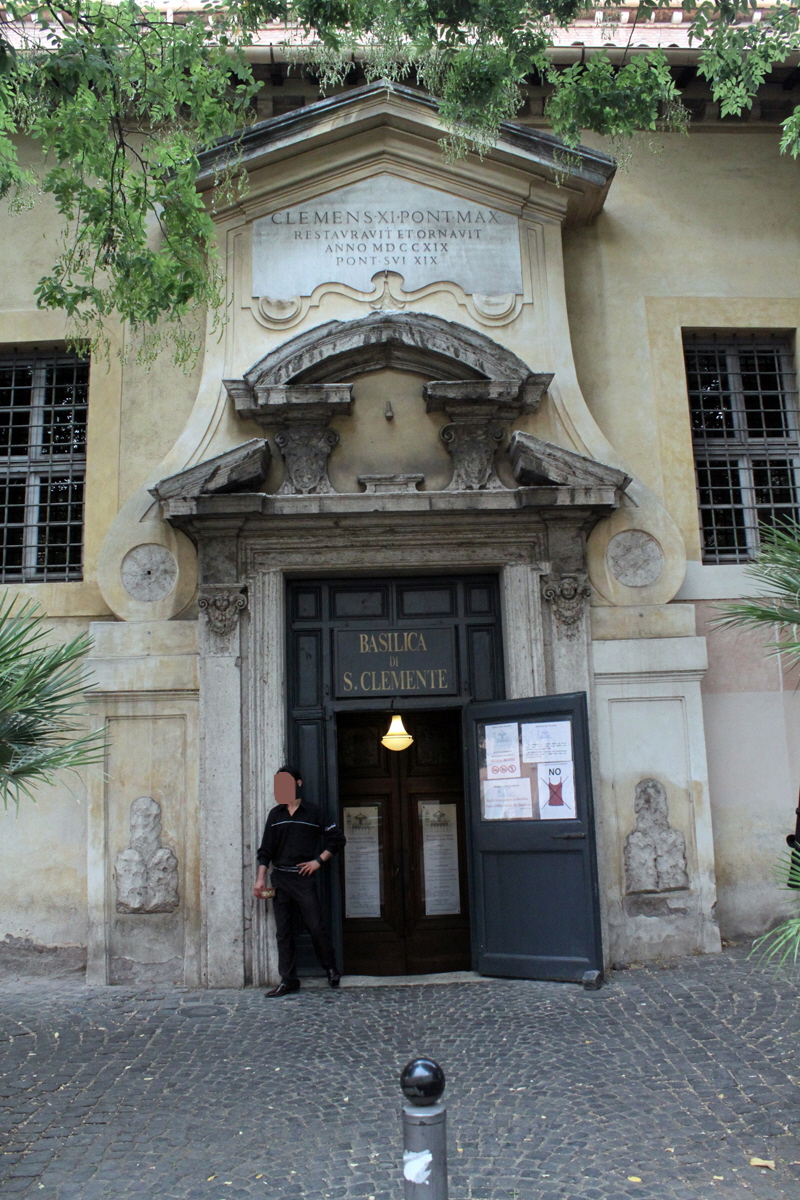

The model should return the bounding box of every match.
[0,592,106,809]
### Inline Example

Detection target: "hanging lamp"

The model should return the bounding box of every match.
[381,713,413,751]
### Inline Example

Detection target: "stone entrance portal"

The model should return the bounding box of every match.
[152,312,630,987]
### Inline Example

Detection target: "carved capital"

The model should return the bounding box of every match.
[198,585,248,636]
[440,421,505,491]
[540,572,591,640]
[275,424,340,495]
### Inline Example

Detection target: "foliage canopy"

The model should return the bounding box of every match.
[0,0,799,356]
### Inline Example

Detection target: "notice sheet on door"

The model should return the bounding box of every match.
[521,720,572,764]
[343,806,381,918]
[483,777,533,820]
[484,722,520,778]
[419,802,461,916]
[537,761,576,819]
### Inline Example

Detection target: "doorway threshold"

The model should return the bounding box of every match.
[303,970,494,988]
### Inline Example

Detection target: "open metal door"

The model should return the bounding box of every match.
[465,692,602,982]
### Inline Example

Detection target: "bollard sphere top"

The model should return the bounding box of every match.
[400,1058,446,1106]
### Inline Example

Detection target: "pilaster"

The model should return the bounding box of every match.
[197,523,249,988]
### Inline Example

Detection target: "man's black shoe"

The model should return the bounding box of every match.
[326,967,341,989]
[264,981,300,998]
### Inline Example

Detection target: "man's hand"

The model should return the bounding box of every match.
[298,860,320,876]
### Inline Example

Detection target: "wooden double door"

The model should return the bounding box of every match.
[337,709,471,975]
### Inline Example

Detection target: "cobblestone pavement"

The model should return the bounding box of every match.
[1,946,800,1200]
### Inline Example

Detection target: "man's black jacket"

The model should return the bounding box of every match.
[257,801,345,872]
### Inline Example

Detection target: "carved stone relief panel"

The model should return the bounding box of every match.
[276,425,340,494]
[440,421,505,490]
[114,797,179,914]
[120,544,179,602]
[606,530,665,588]
[624,778,689,895]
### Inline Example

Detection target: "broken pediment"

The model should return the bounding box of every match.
[150,439,270,503]
[508,431,631,493]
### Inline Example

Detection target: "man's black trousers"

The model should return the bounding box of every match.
[272,871,337,982]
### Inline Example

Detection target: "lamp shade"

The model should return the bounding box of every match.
[381,714,413,751]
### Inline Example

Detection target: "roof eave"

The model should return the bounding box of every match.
[195,79,616,223]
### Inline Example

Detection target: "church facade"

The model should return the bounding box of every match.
[2,69,798,987]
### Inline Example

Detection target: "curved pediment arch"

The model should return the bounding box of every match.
[234,312,544,391]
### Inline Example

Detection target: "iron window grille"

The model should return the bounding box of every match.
[683,333,800,564]
[0,350,88,582]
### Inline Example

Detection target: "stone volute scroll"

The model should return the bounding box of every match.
[114,797,179,914]
[624,778,689,895]
[223,383,352,495]
[424,379,551,491]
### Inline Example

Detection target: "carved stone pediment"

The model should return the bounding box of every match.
[509,431,631,493]
[237,313,542,389]
[150,439,270,503]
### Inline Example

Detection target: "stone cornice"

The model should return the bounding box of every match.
[161,485,620,526]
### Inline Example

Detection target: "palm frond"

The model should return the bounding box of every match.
[712,520,800,666]
[0,592,107,809]
[752,917,800,971]
[750,843,800,970]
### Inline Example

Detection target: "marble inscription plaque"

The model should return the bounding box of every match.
[252,175,523,302]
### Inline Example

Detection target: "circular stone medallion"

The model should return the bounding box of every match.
[120,543,179,602]
[606,530,665,588]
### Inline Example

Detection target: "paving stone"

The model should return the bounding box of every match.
[1,944,800,1198]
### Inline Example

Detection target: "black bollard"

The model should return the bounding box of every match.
[400,1058,448,1200]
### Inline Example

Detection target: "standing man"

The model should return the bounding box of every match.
[254,765,346,997]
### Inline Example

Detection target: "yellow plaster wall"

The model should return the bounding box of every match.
[117,347,205,508]
[0,145,201,951]
[563,129,800,560]
[0,617,94,951]
[0,778,88,950]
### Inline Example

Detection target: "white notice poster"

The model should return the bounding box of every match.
[521,720,573,764]
[419,803,461,916]
[343,807,381,917]
[537,761,576,819]
[483,777,533,821]
[484,722,520,778]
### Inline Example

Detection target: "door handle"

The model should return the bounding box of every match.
[552,832,586,840]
